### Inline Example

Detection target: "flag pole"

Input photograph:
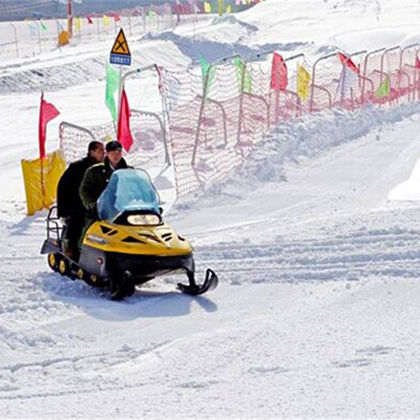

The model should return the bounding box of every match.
[67,0,73,38]
[39,92,46,208]
[117,66,123,137]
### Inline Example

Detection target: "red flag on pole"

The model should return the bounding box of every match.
[38,93,60,159]
[337,52,360,74]
[270,52,288,91]
[87,15,93,24]
[117,88,134,152]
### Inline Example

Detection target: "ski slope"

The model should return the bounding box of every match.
[1,0,420,418]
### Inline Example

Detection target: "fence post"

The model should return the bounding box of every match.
[400,43,419,102]
[131,108,171,168]
[248,50,275,124]
[361,47,384,103]
[55,20,60,37]
[344,50,366,108]
[118,65,171,166]
[193,54,241,168]
[9,23,19,58]
[380,46,401,106]
[284,53,306,117]
[236,58,247,146]
[142,8,146,32]
[35,21,42,54]
[416,48,420,101]
[309,52,338,112]
[128,13,132,36]
[118,65,157,119]
[193,64,213,168]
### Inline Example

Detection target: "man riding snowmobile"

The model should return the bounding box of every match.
[56,140,105,260]
[42,166,218,300]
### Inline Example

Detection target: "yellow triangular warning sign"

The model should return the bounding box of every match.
[111,28,131,56]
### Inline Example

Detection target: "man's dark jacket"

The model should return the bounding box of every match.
[57,156,98,218]
[79,157,129,212]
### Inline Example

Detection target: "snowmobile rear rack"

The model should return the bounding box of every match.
[46,206,62,242]
[40,206,63,255]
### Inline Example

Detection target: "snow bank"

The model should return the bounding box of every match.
[389,158,420,202]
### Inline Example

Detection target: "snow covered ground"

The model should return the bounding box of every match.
[1,0,420,418]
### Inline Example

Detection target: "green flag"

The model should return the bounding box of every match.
[199,56,216,100]
[105,63,120,121]
[234,57,252,93]
[40,21,47,31]
[375,75,390,99]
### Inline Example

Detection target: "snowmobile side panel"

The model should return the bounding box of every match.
[78,245,109,278]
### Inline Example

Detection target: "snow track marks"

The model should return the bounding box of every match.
[197,224,420,284]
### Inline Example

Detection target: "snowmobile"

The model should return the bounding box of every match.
[41,168,218,300]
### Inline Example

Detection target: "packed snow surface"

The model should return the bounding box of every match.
[1,0,420,418]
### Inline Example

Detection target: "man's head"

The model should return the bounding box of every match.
[106,140,123,167]
[88,141,105,163]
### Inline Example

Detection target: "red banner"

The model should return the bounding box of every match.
[117,89,134,153]
[38,93,60,159]
[270,52,288,91]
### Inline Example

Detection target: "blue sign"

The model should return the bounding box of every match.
[110,53,131,66]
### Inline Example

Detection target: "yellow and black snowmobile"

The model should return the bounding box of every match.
[41,168,218,300]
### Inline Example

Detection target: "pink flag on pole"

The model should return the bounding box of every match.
[38,93,60,159]
[117,88,134,152]
[270,52,288,91]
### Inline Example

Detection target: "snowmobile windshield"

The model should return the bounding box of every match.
[97,168,161,221]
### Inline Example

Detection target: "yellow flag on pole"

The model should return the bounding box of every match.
[103,15,110,27]
[297,65,311,101]
[204,2,212,13]
[218,0,224,16]
[74,17,82,30]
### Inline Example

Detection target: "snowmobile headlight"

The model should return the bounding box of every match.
[127,214,160,226]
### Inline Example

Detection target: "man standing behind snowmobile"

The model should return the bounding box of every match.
[79,140,129,225]
[57,140,105,260]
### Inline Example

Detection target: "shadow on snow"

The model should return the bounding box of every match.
[40,271,218,321]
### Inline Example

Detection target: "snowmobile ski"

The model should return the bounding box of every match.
[177,269,219,296]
